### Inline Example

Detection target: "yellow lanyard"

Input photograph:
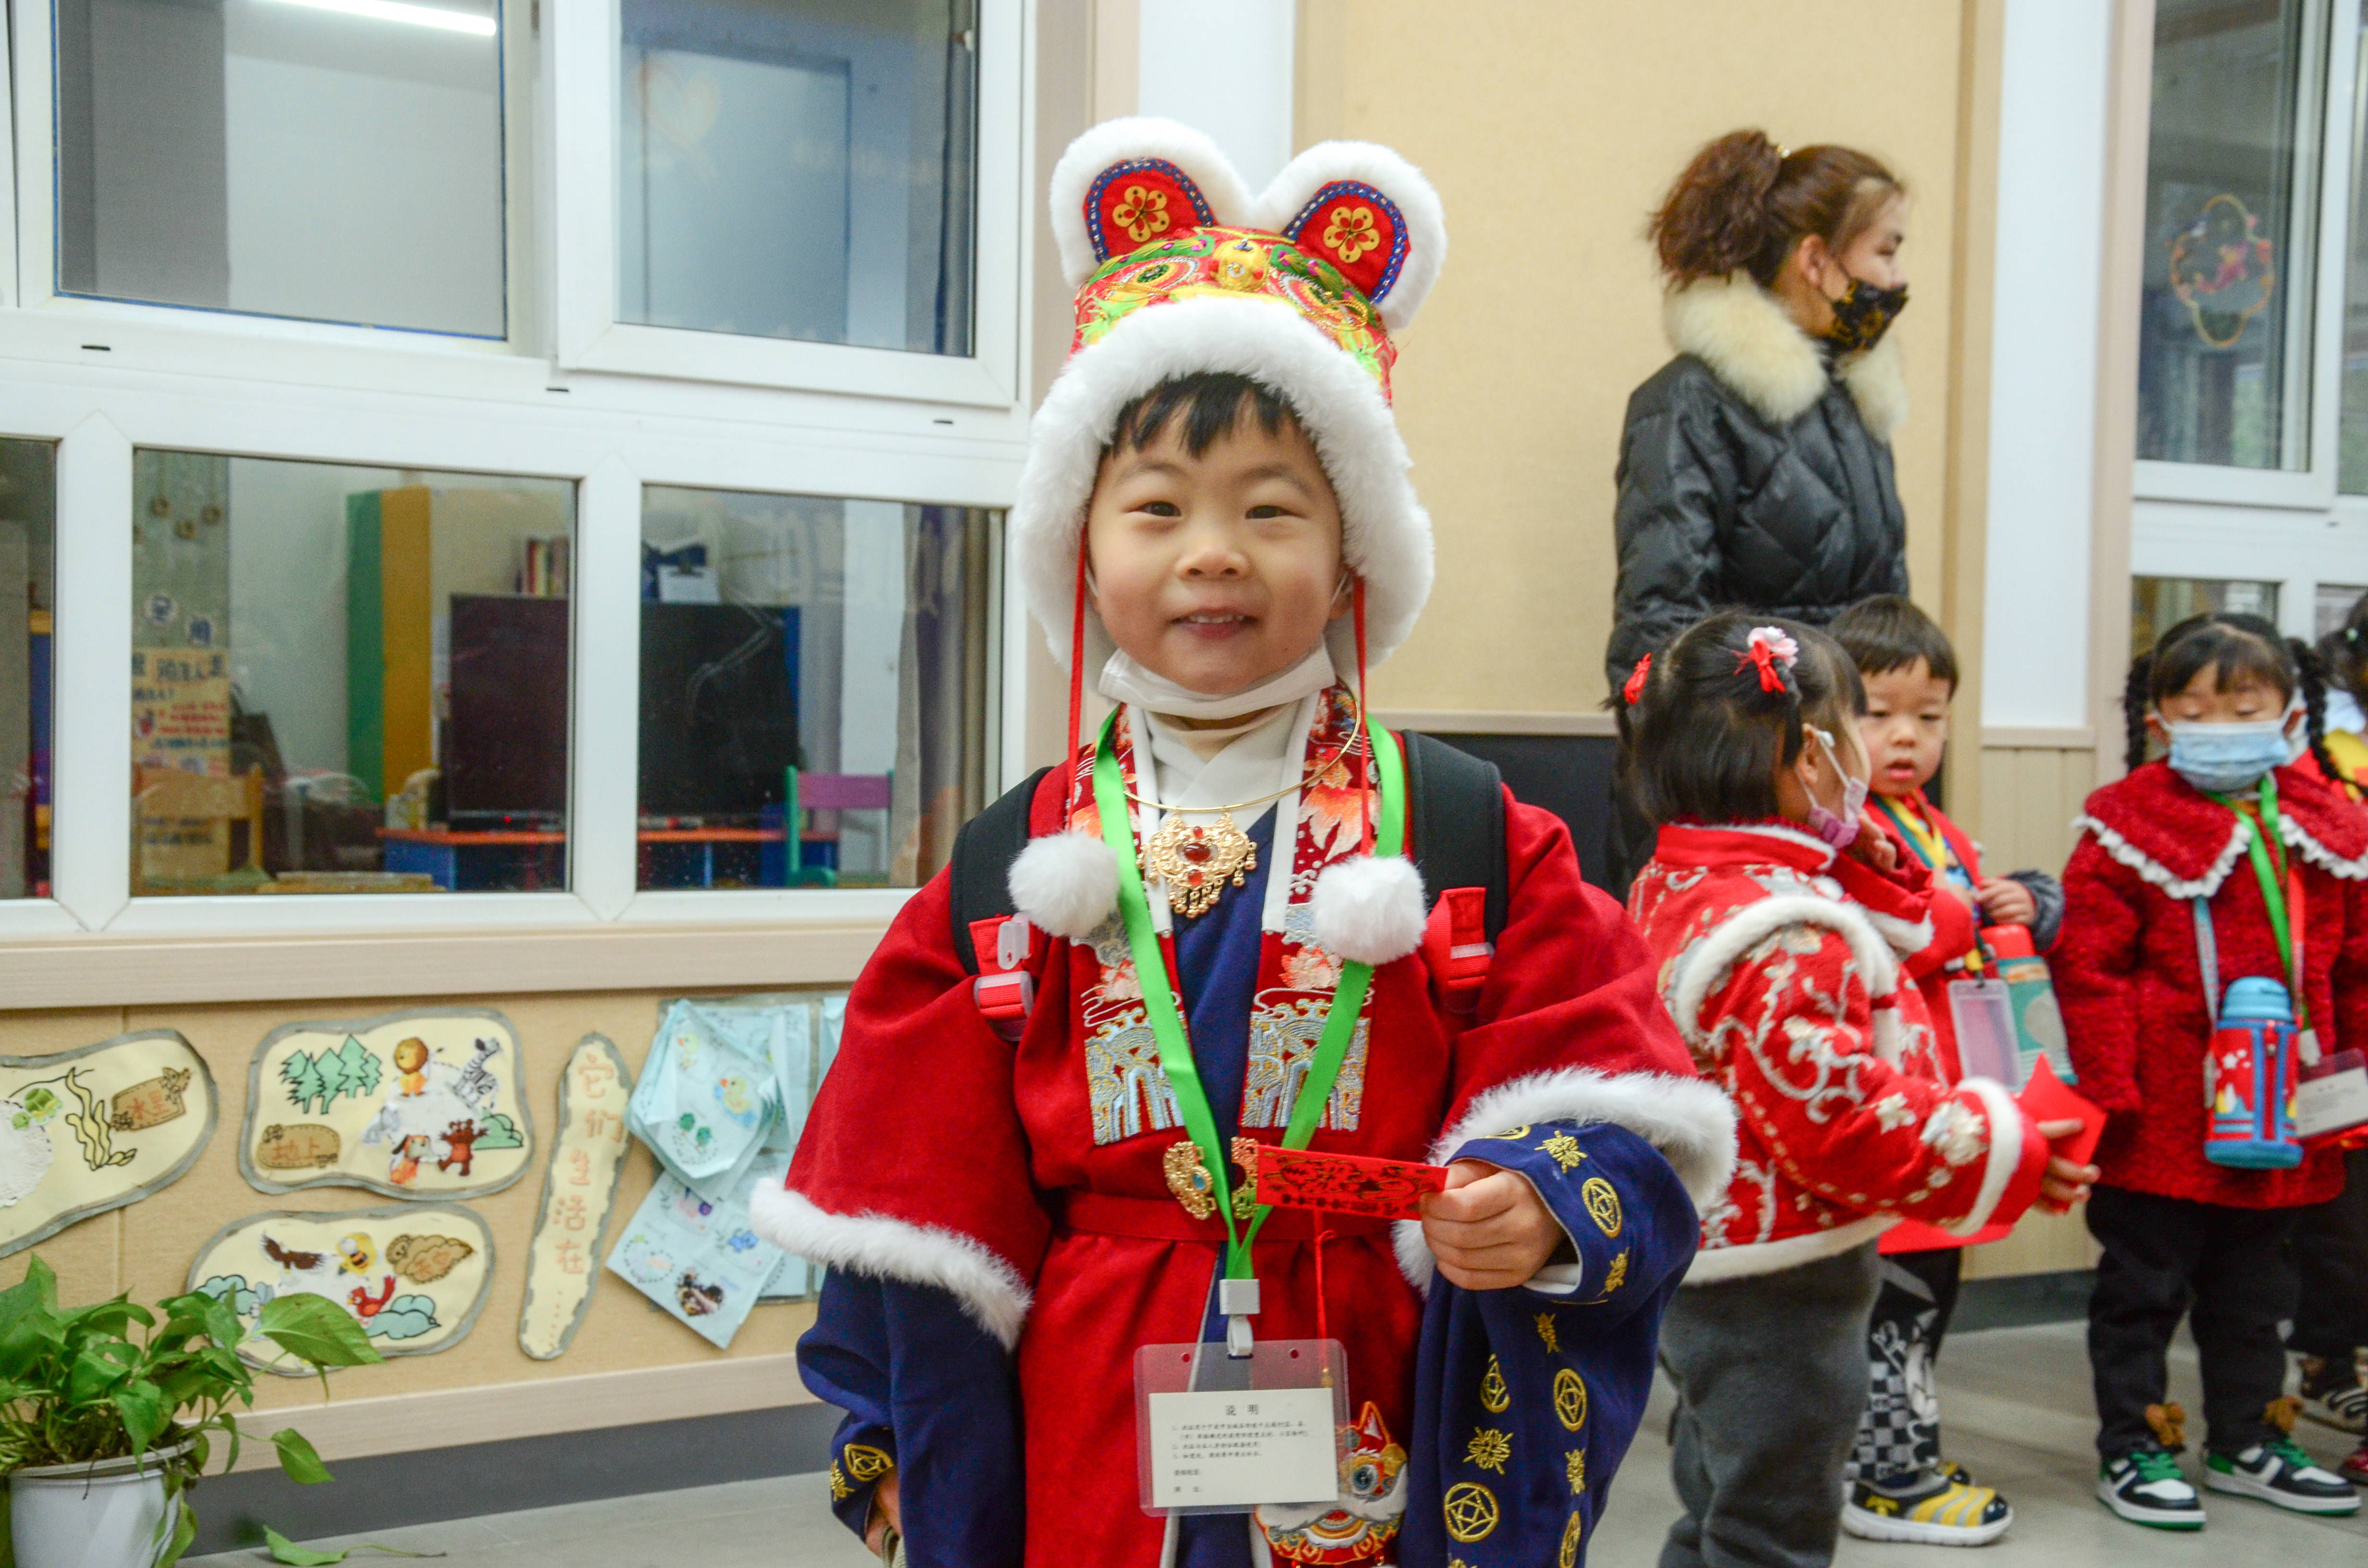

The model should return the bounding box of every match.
[1874,795,1982,975]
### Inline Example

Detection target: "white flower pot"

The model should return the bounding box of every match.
[8,1443,190,1568]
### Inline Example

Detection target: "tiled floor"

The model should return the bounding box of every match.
[190,1323,2367,1567]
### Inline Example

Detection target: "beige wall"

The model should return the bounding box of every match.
[1295,1,1970,716]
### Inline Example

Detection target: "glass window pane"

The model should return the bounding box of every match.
[2318,581,2367,637]
[636,488,995,891]
[0,442,57,901]
[618,0,977,355]
[2132,574,2282,658]
[2138,0,2318,470]
[131,454,573,896]
[56,0,505,336]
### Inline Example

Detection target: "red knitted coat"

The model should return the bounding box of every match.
[1629,822,2049,1281]
[2056,760,2368,1208]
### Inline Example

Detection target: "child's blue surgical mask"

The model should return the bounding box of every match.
[2164,716,2295,795]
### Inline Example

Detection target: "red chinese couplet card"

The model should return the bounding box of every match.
[1247,1145,1450,1220]
[2016,1056,2104,1169]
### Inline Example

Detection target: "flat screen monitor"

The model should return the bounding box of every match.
[638,602,799,820]
[445,594,569,826]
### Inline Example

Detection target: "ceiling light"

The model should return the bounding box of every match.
[259,0,496,36]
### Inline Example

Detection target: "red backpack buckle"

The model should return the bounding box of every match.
[1423,887,1492,1014]
[972,915,1037,1041]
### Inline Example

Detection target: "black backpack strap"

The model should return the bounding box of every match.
[950,766,1052,975]
[1400,731,1508,941]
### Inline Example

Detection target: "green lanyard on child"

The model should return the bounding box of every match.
[1090,707,1405,1284]
[2212,772,2310,1031]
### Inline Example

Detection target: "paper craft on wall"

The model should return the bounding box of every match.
[518,1034,632,1360]
[604,1149,791,1350]
[187,1203,494,1374]
[239,1008,533,1200]
[0,1031,216,1259]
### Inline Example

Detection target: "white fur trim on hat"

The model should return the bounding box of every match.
[1048,118,1256,290]
[1393,1066,1740,1291]
[1252,141,1449,331]
[1008,831,1119,942]
[1310,854,1426,966]
[747,1186,1032,1349]
[1012,295,1433,671]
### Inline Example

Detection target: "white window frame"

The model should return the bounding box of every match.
[0,0,1040,954]
[2134,0,2368,630]
[551,0,1024,408]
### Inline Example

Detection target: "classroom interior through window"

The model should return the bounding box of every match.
[128,452,576,896]
[0,442,56,903]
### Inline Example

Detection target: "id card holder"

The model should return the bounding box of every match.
[1134,1339,1348,1517]
[2296,1039,2368,1143]
[1947,978,2020,1087]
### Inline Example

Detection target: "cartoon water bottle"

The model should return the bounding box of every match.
[2203,976,2304,1170]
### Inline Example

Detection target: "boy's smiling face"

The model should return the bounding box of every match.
[1857,658,1952,798]
[1085,407,1347,698]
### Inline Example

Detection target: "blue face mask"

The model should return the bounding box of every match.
[2164,718,2294,795]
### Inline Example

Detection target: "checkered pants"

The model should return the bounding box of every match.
[1847,1248,1963,1482]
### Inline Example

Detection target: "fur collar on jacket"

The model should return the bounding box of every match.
[2074,760,2368,901]
[1664,272,1907,439]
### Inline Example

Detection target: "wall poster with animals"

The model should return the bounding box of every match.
[239,1009,533,1200]
[187,1203,493,1373]
[0,1031,215,1258]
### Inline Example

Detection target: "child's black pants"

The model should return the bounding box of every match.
[2086,1184,2299,1459]
[2287,1148,2368,1362]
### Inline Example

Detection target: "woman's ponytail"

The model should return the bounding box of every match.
[2122,652,2154,772]
[1650,131,1905,290]
[1649,130,1785,286]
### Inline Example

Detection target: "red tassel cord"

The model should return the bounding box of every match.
[1066,542,1089,817]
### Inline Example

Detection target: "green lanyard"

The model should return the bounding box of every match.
[2213,772,2308,1030]
[1090,706,1405,1282]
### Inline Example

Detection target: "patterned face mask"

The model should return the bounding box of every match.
[1825,276,1909,354]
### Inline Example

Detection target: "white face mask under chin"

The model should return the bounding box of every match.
[1097,643,1338,722]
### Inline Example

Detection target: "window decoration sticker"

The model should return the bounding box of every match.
[0,1031,216,1259]
[186,1203,494,1374]
[239,1009,534,1200]
[518,1034,633,1360]
[2168,193,2275,349]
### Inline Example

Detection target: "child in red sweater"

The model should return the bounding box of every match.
[2058,612,2368,1528]
[1621,612,2088,1568]
[1827,596,2065,1546]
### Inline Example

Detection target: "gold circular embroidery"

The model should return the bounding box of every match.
[1493,1125,1531,1141]
[1553,1368,1589,1432]
[1558,1507,1586,1568]
[843,1443,895,1483]
[1479,1355,1510,1413]
[1581,1177,1623,1237]
[1442,1482,1499,1543]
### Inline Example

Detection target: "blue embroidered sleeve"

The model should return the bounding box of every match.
[1400,1119,1699,1567]
[799,1271,1025,1567]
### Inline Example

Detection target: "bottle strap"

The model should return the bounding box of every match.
[2193,898,2220,1029]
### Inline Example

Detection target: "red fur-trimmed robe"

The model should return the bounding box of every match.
[760,702,1736,1565]
[1627,822,2050,1280]
[2056,760,2368,1208]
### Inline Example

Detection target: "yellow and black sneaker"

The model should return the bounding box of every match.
[1843,1467,2014,1546]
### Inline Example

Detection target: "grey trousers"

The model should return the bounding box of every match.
[1659,1242,1883,1568]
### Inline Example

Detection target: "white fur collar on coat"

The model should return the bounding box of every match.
[1663,273,1907,440]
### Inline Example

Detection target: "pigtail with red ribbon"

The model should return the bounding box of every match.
[1736,625,1800,697]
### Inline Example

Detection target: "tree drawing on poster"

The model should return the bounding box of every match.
[239,1010,534,1200]
[278,1036,383,1115]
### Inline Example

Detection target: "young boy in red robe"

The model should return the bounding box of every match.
[753,120,1736,1568]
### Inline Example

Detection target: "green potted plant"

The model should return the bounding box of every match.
[0,1255,383,1568]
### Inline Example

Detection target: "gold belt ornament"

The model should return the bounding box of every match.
[1165,1136,1259,1221]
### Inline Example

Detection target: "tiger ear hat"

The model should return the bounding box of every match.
[1012,117,1448,679]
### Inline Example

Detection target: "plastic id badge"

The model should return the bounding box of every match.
[1946,978,2020,1087]
[2297,1045,2368,1144]
[1135,1339,1348,1517]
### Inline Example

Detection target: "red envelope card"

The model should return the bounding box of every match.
[2016,1056,2105,1170]
[1247,1145,1450,1220]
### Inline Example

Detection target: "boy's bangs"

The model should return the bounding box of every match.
[1108,371,1295,458]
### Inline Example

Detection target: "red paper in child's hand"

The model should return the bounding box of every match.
[1247,1145,1450,1220]
[2016,1057,2105,1169]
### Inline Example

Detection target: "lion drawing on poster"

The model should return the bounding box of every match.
[358,1035,506,1181]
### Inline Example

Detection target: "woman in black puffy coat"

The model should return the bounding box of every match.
[1605,128,1913,892]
